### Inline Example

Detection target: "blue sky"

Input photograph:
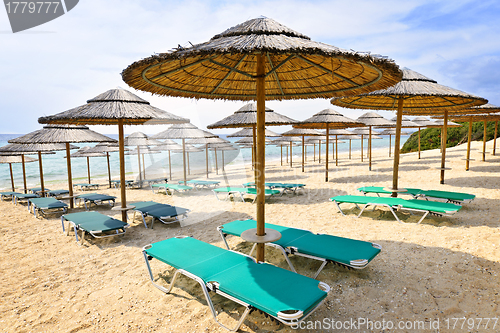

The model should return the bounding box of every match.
[1,0,499,135]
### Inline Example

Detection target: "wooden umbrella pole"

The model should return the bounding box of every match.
[335,135,339,166]
[142,153,146,179]
[482,121,487,161]
[392,98,404,197]
[252,126,256,172]
[106,152,111,188]
[389,134,392,157]
[9,163,14,192]
[168,150,172,180]
[65,143,74,208]
[325,125,329,182]
[440,110,448,184]
[493,121,498,156]
[418,128,421,159]
[368,126,372,170]
[21,154,27,193]
[319,140,321,163]
[182,138,187,185]
[301,136,305,172]
[188,152,191,175]
[38,151,45,197]
[222,151,225,171]
[87,157,91,183]
[214,148,218,175]
[360,135,364,162]
[348,140,351,159]
[205,143,209,178]
[313,143,316,162]
[118,120,127,222]
[286,145,288,163]
[280,146,283,166]
[137,146,142,186]
[255,53,266,262]
[466,120,472,171]
[289,141,293,168]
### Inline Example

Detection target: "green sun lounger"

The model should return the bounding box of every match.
[330,195,461,224]
[28,187,50,195]
[46,189,70,197]
[12,192,39,205]
[0,191,19,201]
[142,236,330,331]
[61,211,129,244]
[73,183,99,191]
[132,201,191,228]
[357,186,475,204]
[28,197,68,218]
[213,187,281,203]
[76,193,116,210]
[218,219,381,279]
[110,179,134,188]
[243,182,306,195]
[179,180,220,189]
[150,182,193,195]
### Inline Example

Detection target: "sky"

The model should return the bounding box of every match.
[1,0,499,136]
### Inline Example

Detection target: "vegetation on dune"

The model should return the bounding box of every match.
[401,121,498,153]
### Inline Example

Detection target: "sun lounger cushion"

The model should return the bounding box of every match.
[62,211,129,244]
[12,193,39,205]
[47,189,70,197]
[357,186,475,204]
[143,236,329,328]
[0,191,18,200]
[219,219,381,276]
[151,183,193,195]
[76,193,116,210]
[132,201,190,228]
[213,187,281,201]
[180,180,220,189]
[73,183,99,190]
[28,197,68,218]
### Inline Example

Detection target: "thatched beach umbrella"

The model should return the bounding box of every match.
[126,145,162,180]
[405,116,436,159]
[122,16,403,261]
[170,143,203,175]
[38,88,189,221]
[0,155,37,192]
[0,143,76,196]
[376,116,418,157]
[227,127,281,139]
[355,112,392,171]
[270,136,301,168]
[274,140,299,165]
[8,124,115,208]
[187,135,229,177]
[294,108,364,181]
[281,128,322,172]
[124,132,164,186]
[338,134,361,159]
[332,68,487,192]
[86,143,129,188]
[208,143,237,172]
[327,128,359,166]
[69,146,106,184]
[152,123,215,184]
[377,128,410,157]
[150,139,182,181]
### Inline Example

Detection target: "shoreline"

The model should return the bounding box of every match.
[0,139,499,332]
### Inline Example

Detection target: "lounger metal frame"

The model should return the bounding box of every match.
[28,199,68,218]
[180,180,220,190]
[142,236,330,331]
[213,189,278,203]
[133,206,191,228]
[358,187,474,205]
[77,195,116,210]
[218,226,381,279]
[73,183,99,191]
[331,198,458,224]
[61,215,129,245]
[150,183,193,196]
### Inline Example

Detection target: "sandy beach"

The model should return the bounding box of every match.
[0,139,499,333]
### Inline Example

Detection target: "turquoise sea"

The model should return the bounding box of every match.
[0,133,409,190]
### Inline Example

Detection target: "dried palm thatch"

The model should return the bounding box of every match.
[236,137,271,144]
[186,137,229,145]
[411,116,436,127]
[227,127,281,137]
[122,18,402,102]
[356,112,393,127]
[0,142,75,154]
[9,125,116,144]
[207,103,297,128]
[377,116,420,128]
[294,108,364,129]
[379,128,410,135]
[87,143,127,153]
[0,155,37,163]
[124,132,165,147]
[426,119,461,128]
[152,123,215,139]
[38,89,189,125]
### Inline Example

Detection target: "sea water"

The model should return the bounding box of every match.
[0,133,409,190]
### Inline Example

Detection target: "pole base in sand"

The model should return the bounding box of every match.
[241,228,281,244]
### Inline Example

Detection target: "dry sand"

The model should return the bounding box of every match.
[0,140,499,333]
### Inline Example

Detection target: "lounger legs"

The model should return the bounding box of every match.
[142,250,252,332]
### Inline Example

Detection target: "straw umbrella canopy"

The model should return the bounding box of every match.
[150,139,182,181]
[152,123,216,184]
[86,143,129,188]
[121,16,403,261]
[0,155,37,192]
[281,128,322,172]
[433,107,500,169]
[0,143,76,196]
[187,136,229,178]
[331,68,487,191]
[355,112,393,170]
[68,146,106,184]
[227,127,281,138]
[208,102,298,178]
[338,134,362,159]
[125,145,162,181]
[294,108,364,180]
[270,136,301,168]
[38,88,189,221]
[401,116,435,159]
[8,124,115,208]
[327,128,359,166]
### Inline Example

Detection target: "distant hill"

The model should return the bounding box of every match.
[401,121,498,153]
